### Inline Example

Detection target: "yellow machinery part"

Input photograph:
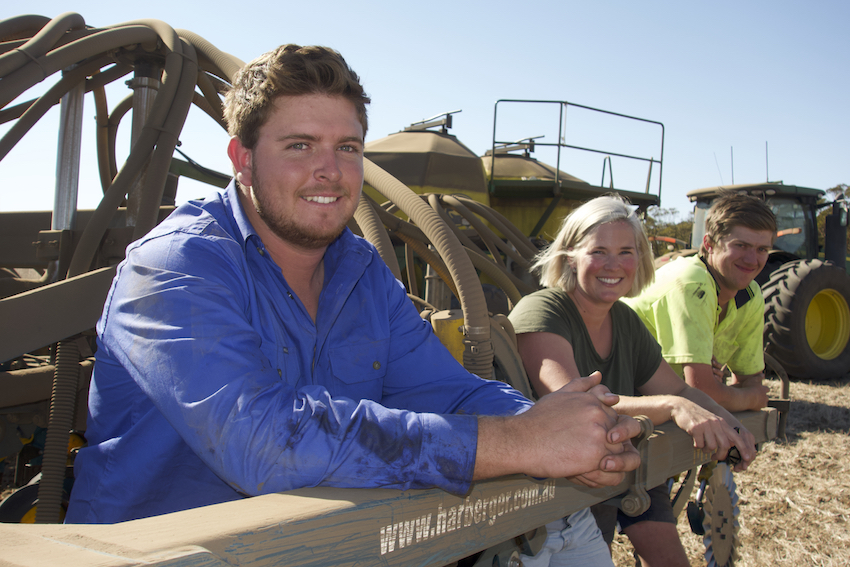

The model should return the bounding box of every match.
[806,288,850,360]
[430,310,466,365]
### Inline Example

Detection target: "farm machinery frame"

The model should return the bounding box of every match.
[0,13,776,567]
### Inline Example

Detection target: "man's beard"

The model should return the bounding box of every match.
[250,165,350,250]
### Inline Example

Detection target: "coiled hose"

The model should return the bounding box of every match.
[0,13,244,522]
[34,339,79,523]
[363,159,495,379]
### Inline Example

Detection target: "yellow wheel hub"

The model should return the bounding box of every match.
[19,506,37,523]
[805,288,850,360]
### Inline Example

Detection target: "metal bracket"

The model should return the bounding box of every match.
[603,414,655,517]
[34,230,71,263]
[403,110,461,134]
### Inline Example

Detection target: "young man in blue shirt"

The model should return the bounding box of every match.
[67,44,641,524]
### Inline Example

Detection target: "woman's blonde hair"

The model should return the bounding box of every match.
[531,195,655,297]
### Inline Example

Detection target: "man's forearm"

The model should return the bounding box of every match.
[687,376,761,411]
[473,384,642,484]
[679,383,742,428]
[473,415,530,480]
[730,371,764,387]
[683,363,767,412]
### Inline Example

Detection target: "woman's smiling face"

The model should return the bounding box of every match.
[570,220,638,307]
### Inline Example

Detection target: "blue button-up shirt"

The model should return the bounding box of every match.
[66,182,531,524]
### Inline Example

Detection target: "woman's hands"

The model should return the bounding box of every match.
[669,397,756,472]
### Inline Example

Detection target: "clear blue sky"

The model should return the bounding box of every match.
[2,0,848,220]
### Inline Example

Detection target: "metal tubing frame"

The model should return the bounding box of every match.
[52,68,85,233]
[489,99,665,203]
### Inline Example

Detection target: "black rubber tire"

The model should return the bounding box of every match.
[754,251,799,287]
[763,259,850,380]
[0,483,69,523]
[0,484,38,523]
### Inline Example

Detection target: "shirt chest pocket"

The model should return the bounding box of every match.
[327,339,389,402]
[713,334,740,366]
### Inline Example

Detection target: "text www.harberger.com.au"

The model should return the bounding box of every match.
[379,479,556,556]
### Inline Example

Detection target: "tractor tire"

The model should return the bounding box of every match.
[0,484,39,523]
[763,259,850,379]
[0,483,69,523]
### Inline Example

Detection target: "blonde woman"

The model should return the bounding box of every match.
[508,195,757,567]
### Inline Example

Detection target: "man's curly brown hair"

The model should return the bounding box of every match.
[223,44,370,150]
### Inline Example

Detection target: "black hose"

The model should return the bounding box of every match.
[427,194,484,260]
[104,95,133,188]
[404,242,419,297]
[394,230,458,299]
[35,339,80,523]
[463,246,522,310]
[438,195,507,266]
[441,195,531,270]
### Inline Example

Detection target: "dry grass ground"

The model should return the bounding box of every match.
[611,373,850,566]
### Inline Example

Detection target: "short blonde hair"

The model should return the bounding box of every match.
[531,195,655,297]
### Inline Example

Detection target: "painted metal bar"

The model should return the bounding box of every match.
[52,69,85,233]
[0,409,777,567]
[0,266,115,362]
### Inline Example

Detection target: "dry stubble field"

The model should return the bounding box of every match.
[610,373,850,566]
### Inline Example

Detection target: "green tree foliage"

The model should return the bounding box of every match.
[642,206,694,258]
[816,184,850,255]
